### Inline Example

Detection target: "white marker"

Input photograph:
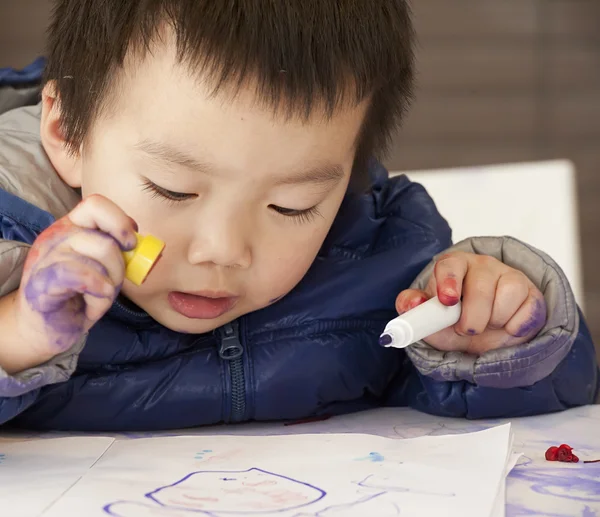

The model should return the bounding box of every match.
[379,296,462,349]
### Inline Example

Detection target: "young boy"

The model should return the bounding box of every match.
[0,0,596,431]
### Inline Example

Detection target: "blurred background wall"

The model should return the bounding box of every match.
[1,0,599,347]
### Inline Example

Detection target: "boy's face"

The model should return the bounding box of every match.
[55,42,367,334]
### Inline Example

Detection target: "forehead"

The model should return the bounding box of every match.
[99,39,370,158]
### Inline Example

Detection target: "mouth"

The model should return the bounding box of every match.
[167,291,239,320]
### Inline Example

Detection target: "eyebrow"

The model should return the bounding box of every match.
[274,163,345,186]
[134,140,214,174]
[135,139,345,186]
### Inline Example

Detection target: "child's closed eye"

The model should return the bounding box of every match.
[269,204,322,224]
[141,179,321,224]
[141,180,197,203]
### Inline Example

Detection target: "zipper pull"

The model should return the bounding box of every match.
[218,321,243,360]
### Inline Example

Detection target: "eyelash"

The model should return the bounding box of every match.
[269,204,322,224]
[141,180,196,203]
[141,180,321,223]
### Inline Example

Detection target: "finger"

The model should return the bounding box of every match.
[455,266,498,336]
[41,287,113,343]
[505,289,547,339]
[67,194,138,251]
[488,271,530,329]
[395,289,430,314]
[433,253,468,305]
[82,290,116,323]
[66,230,126,287]
[56,255,119,322]
[24,260,115,314]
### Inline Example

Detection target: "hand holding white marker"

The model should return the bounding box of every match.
[379,296,462,349]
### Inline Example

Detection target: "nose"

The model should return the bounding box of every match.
[187,210,252,269]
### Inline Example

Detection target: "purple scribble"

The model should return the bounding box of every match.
[514,297,547,338]
[515,455,533,467]
[509,467,600,502]
[467,329,477,335]
[505,503,573,516]
[506,505,597,517]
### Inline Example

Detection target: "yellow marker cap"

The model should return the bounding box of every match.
[122,232,165,286]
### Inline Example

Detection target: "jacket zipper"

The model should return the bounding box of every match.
[218,320,246,422]
[109,297,153,323]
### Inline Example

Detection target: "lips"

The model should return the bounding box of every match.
[168,291,238,319]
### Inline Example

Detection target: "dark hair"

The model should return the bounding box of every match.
[45,1,414,178]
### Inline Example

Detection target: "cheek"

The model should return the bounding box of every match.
[81,159,150,226]
[80,160,126,201]
[272,248,315,278]
[80,139,142,204]
[255,225,329,301]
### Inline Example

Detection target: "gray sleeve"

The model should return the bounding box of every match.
[0,86,41,117]
[0,239,85,397]
[405,236,579,388]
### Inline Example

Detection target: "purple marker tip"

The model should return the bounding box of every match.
[379,334,393,347]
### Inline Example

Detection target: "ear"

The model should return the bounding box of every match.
[40,81,83,188]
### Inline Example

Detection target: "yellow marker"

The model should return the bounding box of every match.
[122,232,165,286]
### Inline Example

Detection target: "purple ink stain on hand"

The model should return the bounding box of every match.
[119,229,137,251]
[24,259,114,353]
[514,297,547,338]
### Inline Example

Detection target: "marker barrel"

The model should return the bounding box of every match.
[381,297,462,348]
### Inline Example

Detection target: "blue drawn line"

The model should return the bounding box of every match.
[104,500,206,516]
[292,492,392,517]
[355,452,384,462]
[104,501,148,517]
[147,468,326,513]
[104,468,326,515]
[195,450,213,459]
[358,474,456,497]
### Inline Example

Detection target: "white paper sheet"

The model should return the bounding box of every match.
[208,405,597,517]
[40,425,514,517]
[7,406,598,516]
[0,437,114,517]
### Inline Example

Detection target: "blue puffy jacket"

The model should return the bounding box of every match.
[0,60,597,431]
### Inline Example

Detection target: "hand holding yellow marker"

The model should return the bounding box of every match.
[122,232,165,286]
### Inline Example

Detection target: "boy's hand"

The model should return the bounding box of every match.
[15,195,137,363]
[396,252,547,355]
